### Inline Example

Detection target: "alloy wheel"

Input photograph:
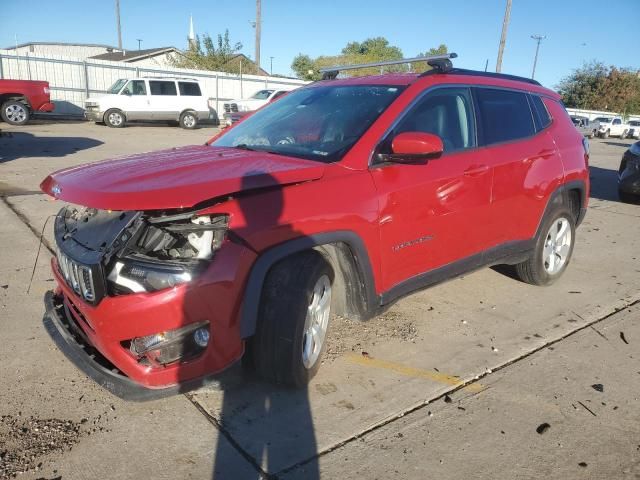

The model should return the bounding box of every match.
[301,274,332,369]
[542,217,572,275]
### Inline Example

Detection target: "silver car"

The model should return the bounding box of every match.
[571,116,598,139]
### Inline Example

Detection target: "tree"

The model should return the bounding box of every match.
[170,30,261,75]
[557,61,640,115]
[292,38,448,80]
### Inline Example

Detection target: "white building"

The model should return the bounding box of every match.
[4,42,181,68]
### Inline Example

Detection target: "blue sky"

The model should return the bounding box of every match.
[1,0,638,89]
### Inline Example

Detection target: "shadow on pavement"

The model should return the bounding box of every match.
[589,165,621,202]
[178,171,319,479]
[0,131,103,163]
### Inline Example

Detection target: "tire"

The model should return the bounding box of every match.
[603,129,610,139]
[248,250,334,387]
[515,205,576,286]
[619,189,638,204]
[179,111,198,129]
[1,100,30,125]
[104,109,125,128]
[620,130,628,139]
[588,131,594,139]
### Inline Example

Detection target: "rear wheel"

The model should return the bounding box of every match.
[104,109,125,128]
[515,206,575,286]
[179,111,198,129]
[248,250,334,387]
[1,100,30,125]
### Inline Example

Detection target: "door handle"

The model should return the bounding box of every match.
[463,164,489,177]
[525,149,555,162]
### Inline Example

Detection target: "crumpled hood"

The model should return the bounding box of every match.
[40,145,325,211]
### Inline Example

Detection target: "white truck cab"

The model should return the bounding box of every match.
[85,77,211,129]
[595,116,629,138]
[223,88,294,114]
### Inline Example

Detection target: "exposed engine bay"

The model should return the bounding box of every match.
[54,205,228,303]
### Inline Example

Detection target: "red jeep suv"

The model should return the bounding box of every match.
[41,55,589,399]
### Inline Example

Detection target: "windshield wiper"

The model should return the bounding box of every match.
[233,144,258,151]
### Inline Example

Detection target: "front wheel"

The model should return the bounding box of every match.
[248,250,334,387]
[603,129,610,139]
[620,130,628,139]
[104,109,125,128]
[515,206,576,286]
[1,100,30,125]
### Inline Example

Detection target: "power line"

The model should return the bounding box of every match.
[496,0,512,73]
[531,35,546,79]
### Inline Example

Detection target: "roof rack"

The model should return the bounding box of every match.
[140,76,199,82]
[319,53,458,80]
[419,68,542,86]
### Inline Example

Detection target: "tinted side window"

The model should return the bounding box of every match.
[121,80,147,96]
[475,88,535,145]
[613,119,621,125]
[178,82,202,96]
[149,81,177,96]
[390,87,476,153]
[530,95,551,131]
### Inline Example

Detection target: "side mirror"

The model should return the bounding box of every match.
[384,132,444,164]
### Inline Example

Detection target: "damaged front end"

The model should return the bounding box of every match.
[55,206,228,302]
[51,204,232,374]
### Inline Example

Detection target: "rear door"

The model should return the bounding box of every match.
[178,81,207,114]
[473,87,560,244]
[371,86,493,292]
[148,80,180,120]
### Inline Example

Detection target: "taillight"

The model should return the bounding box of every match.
[582,137,590,167]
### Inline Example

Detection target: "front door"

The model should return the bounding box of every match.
[119,80,150,120]
[370,86,493,293]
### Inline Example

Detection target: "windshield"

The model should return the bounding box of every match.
[212,85,404,162]
[594,117,611,123]
[251,89,275,100]
[629,121,640,126]
[107,79,128,94]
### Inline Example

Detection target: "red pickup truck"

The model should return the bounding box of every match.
[0,79,54,125]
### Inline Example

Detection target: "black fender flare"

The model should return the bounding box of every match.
[537,180,587,234]
[239,231,378,338]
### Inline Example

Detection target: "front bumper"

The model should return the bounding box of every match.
[84,109,103,122]
[43,291,233,401]
[37,102,55,112]
[43,238,252,397]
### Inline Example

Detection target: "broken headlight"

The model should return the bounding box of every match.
[108,213,228,294]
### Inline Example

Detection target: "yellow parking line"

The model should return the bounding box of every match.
[345,353,484,392]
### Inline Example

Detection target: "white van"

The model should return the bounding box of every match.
[85,77,211,129]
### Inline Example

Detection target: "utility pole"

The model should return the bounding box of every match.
[136,39,142,50]
[115,0,123,50]
[530,34,546,79]
[495,0,511,73]
[270,56,274,75]
[255,0,261,70]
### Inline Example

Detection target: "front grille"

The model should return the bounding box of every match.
[56,248,96,302]
[223,103,238,113]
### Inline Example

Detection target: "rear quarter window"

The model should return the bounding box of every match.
[178,82,202,96]
[149,81,177,96]
[475,88,535,145]
[530,95,552,131]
